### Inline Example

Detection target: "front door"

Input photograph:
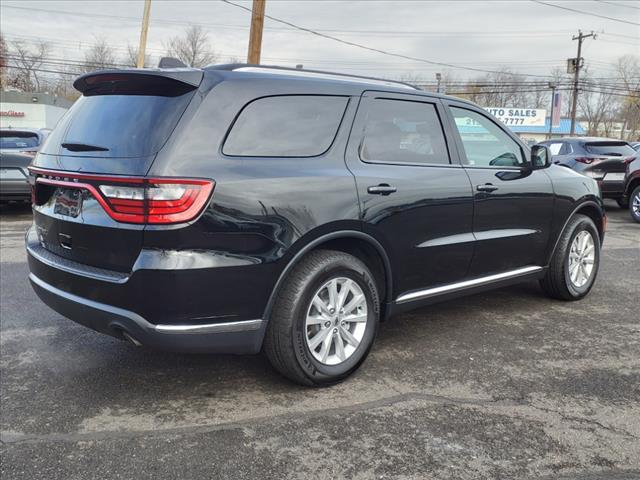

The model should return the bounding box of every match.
[445,103,555,277]
[345,91,475,299]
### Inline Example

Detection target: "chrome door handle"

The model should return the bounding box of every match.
[367,184,397,195]
[476,184,498,193]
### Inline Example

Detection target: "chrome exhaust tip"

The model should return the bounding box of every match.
[121,331,142,347]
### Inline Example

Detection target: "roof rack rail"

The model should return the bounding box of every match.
[207,63,421,91]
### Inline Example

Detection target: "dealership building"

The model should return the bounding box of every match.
[0,91,73,130]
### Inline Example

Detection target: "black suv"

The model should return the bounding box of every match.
[536,137,637,207]
[27,65,605,386]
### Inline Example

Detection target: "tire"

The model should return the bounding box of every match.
[629,186,640,223]
[264,249,380,386]
[616,198,629,209]
[540,214,600,301]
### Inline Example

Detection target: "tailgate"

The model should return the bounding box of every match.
[28,69,202,272]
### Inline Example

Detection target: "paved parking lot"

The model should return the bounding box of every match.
[1,201,638,480]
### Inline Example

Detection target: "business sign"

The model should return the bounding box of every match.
[0,110,26,117]
[484,108,546,127]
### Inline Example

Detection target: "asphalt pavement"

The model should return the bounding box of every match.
[1,201,639,480]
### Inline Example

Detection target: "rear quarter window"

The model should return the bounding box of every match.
[223,95,348,157]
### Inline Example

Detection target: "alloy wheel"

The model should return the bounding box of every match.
[568,230,595,288]
[305,277,368,366]
[633,191,640,217]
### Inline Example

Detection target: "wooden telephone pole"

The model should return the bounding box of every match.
[569,30,596,135]
[137,0,152,68]
[247,0,266,64]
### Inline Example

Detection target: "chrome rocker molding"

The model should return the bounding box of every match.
[395,265,543,304]
[155,319,262,334]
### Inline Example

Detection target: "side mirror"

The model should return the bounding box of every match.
[530,145,551,169]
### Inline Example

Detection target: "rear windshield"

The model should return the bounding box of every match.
[0,131,39,149]
[41,92,195,158]
[584,142,636,157]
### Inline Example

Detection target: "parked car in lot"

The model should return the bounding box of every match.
[536,137,637,208]
[26,65,605,386]
[623,154,640,223]
[0,128,49,156]
[0,152,32,203]
[630,142,640,152]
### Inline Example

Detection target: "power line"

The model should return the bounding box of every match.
[531,0,640,26]
[6,52,635,86]
[592,0,640,11]
[4,4,628,39]
[221,0,558,79]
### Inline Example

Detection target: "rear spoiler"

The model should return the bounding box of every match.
[73,69,204,96]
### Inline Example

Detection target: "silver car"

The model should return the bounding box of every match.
[0,152,32,203]
[0,128,49,156]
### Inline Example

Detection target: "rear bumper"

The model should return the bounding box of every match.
[29,273,265,354]
[0,179,30,201]
[599,180,624,198]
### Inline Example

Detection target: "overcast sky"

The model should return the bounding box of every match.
[1,0,638,82]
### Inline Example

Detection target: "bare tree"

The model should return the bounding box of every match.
[6,40,50,92]
[164,25,216,67]
[397,72,425,86]
[616,55,640,140]
[0,34,7,88]
[463,69,532,108]
[125,43,152,68]
[578,72,618,136]
[80,37,117,73]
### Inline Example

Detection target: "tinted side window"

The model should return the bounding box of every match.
[548,143,563,155]
[559,143,573,155]
[360,98,450,165]
[223,95,348,157]
[451,107,524,167]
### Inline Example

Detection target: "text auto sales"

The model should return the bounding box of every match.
[484,108,546,126]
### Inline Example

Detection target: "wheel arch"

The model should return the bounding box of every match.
[626,177,640,197]
[262,230,393,324]
[547,200,605,265]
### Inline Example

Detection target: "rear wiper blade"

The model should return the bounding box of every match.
[61,142,109,152]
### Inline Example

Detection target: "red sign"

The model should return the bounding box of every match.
[0,110,26,117]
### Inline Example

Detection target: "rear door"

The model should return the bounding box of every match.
[30,71,200,272]
[444,101,554,276]
[345,91,474,298]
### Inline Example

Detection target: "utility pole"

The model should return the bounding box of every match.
[547,83,557,140]
[137,0,152,68]
[569,30,596,135]
[247,0,266,64]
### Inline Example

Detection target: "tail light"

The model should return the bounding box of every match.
[29,168,214,225]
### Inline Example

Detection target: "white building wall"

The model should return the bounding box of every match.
[0,102,68,130]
